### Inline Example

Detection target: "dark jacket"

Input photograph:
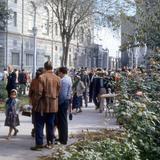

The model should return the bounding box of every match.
[6,72,16,92]
[92,76,106,96]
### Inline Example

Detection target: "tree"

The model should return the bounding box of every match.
[37,0,95,66]
[0,1,10,30]
[37,0,135,66]
[136,0,160,50]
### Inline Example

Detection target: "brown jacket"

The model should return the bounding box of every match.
[29,78,40,109]
[33,70,60,113]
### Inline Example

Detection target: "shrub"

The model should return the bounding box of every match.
[53,139,140,160]
[0,81,7,100]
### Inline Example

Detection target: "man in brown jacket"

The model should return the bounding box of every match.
[31,61,60,150]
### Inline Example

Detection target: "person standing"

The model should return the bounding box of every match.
[18,69,27,95]
[72,75,85,113]
[4,89,21,139]
[92,69,106,110]
[3,68,8,85]
[29,67,44,137]
[6,65,16,97]
[80,69,90,107]
[88,69,94,103]
[57,67,72,145]
[31,61,60,150]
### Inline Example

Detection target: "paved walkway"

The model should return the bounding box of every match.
[0,103,119,160]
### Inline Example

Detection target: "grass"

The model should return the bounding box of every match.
[0,95,29,111]
[0,100,5,111]
[19,95,29,105]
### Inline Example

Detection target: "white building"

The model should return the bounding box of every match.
[0,0,93,71]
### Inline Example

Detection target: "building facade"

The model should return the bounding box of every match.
[75,43,109,69]
[0,0,93,71]
[120,1,152,69]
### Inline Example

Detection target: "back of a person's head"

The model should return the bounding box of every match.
[36,67,44,78]
[96,68,102,72]
[8,65,14,72]
[59,67,68,74]
[44,61,53,70]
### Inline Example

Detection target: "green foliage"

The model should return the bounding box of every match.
[0,81,7,100]
[116,99,160,160]
[115,51,160,160]
[136,0,160,49]
[52,139,140,160]
[0,1,10,30]
[44,44,160,160]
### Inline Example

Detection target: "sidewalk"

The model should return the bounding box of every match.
[0,103,119,160]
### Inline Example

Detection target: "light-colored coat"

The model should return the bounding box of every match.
[73,80,85,96]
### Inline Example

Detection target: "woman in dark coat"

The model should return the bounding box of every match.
[6,65,16,97]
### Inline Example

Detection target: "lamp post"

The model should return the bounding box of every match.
[31,2,37,78]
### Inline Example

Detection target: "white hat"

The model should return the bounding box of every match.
[10,89,17,95]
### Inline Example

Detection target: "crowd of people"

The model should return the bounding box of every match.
[1,65,32,97]
[1,61,136,151]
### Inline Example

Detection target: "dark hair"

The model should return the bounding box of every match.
[36,67,44,78]
[96,68,102,72]
[58,67,68,74]
[44,61,52,70]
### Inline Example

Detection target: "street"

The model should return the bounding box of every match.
[0,103,119,160]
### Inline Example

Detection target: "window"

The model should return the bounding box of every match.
[0,48,4,66]
[25,41,29,49]
[87,29,91,45]
[55,46,58,51]
[80,27,84,43]
[28,16,34,31]
[42,7,49,35]
[26,54,33,66]
[13,40,17,46]
[28,2,34,31]
[13,12,17,27]
[12,52,19,65]
[14,0,17,3]
[55,23,58,36]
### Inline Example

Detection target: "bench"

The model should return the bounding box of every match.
[99,93,118,117]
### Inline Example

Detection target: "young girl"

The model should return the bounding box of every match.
[4,89,21,139]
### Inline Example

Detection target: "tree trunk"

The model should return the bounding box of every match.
[61,36,70,67]
[64,45,69,66]
[61,36,65,67]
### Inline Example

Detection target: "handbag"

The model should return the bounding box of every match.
[21,104,32,117]
[22,111,31,117]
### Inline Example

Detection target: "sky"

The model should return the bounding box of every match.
[94,0,136,58]
[94,27,121,58]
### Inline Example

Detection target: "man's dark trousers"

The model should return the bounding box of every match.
[34,112,56,145]
[57,100,69,144]
[92,92,100,108]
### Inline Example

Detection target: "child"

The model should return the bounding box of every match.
[4,89,21,139]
